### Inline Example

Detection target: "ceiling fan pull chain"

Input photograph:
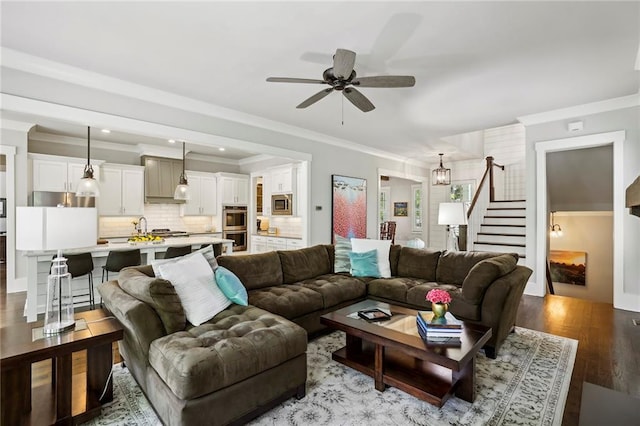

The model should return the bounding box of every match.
[341,94,344,125]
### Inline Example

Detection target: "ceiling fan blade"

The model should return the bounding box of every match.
[333,49,356,79]
[266,77,326,84]
[296,88,334,109]
[343,87,375,112]
[352,75,416,88]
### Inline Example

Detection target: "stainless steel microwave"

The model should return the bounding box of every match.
[272,194,293,215]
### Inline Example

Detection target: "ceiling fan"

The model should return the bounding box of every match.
[266,48,415,112]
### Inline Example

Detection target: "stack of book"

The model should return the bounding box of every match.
[416,311,463,345]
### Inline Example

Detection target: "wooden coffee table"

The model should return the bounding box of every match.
[320,300,491,407]
[1,309,123,425]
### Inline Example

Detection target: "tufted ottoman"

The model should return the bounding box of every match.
[144,304,307,426]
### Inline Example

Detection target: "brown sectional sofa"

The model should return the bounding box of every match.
[99,243,532,426]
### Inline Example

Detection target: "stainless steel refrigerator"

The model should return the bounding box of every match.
[32,191,96,208]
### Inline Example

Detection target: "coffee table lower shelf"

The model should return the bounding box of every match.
[331,340,470,408]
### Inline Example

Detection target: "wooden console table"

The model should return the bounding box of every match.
[1,309,123,425]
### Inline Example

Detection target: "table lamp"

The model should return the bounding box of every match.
[16,207,97,334]
[438,202,467,252]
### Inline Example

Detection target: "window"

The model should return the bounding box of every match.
[411,184,422,232]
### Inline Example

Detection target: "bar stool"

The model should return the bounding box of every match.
[164,245,192,259]
[62,252,95,310]
[102,249,142,282]
[200,243,222,257]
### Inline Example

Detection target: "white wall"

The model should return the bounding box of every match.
[550,212,613,303]
[525,106,640,310]
[484,123,526,200]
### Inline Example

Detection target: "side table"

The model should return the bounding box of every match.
[1,309,123,425]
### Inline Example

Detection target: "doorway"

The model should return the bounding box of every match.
[535,131,628,310]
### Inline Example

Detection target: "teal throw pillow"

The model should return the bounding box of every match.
[214,266,248,306]
[334,234,352,273]
[348,249,381,278]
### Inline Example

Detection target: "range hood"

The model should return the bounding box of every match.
[142,156,186,204]
[626,175,640,217]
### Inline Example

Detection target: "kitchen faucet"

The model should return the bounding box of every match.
[138,216,147,235]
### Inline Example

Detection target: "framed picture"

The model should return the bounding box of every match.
[393,202,408,217]
[332,175,367,242]
[549,250,587,286]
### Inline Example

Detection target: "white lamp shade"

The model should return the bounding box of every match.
[76,176,100,197]
[438,202,467,225]
[174,183,190,200]
[16,207,97,251]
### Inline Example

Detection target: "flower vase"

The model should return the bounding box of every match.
[432,302,448,318]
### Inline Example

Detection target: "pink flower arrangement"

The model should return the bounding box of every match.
[426,289,451,305]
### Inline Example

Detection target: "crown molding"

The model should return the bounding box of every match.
[518,92,640,126]
[1,48,426,167]
[1,119,36,133]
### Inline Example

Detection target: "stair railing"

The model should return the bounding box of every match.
[465,156,505,251]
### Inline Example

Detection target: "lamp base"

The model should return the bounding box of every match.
[43,320,76,335]
[446,226,459,252]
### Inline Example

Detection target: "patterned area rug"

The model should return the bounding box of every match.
[83,327,577,426]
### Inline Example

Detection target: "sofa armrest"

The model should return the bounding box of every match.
[478,265,532,351]
[99,280,166,363]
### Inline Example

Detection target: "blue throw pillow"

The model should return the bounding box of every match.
[348,249,381,278]
[214,266,248,306]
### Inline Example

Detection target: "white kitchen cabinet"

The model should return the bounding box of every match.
[99,164,144,216]
[31,154,101,193]
[286,239,305,250]
[184,171,217,216]
[266,237,287,251]
[218,174,249,205]
[251,235,269,253]
[270,166,296,194]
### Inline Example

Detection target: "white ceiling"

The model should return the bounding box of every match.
[1,1,638,162]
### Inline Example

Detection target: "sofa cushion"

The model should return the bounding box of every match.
[348,249,380,277]
[148,304,307,400]
[369,277,459,305]
[397,248,441,281]
[351,239,392,278]
[151,244,218,278]
[248,285,324,319]
[118,266,186,334]
[278,245,332,284]
[157,253,231,326]
[333,234,352,273]
[389,245,402,277]
[299,273,367,308]
[435,251,502,285]
[462,253,518,304]
[217,251,283,290]
[214,266,248,306]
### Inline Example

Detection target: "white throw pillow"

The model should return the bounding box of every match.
[157,252,231,326]
[152,244,218,278]
[350,239,392,278]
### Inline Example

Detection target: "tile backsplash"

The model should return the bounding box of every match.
[99,204,216,237]
[268,216,303,237]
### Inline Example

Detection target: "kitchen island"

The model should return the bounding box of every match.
[21,236,234,322]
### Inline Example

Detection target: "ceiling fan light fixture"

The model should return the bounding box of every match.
[174,141,190,201]
[76,126,100,197]
[432,153,451,186]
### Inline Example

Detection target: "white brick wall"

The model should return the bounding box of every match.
[99,204,216,237]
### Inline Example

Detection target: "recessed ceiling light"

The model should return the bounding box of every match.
[101,129,111,133]
[219,147,225,151]
[168,139,175,143]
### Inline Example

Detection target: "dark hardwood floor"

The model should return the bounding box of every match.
[1,263,638,425]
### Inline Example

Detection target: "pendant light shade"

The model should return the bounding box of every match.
[432,153,451,186]
[174,142,190,200]
[76,126,100,197]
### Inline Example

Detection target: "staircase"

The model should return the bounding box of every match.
[473,200,526,264]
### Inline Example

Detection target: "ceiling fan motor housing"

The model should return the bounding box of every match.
[323,68,356,91]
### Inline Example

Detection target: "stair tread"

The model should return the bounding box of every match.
[491,199,526,202]
[484,215,526,218]
[477,232,526,237]
[487,207,525,210]
[475,241,526,247]
[481,224,525,227]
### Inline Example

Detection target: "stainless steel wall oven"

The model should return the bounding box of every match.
[223,206,247,251]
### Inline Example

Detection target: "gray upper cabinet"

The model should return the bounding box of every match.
[142,156,184,203]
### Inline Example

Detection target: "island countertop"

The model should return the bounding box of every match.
[21,236,234,257]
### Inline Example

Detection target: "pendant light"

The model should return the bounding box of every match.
[432,153,451,185]
[174,141,190,200]
[76,126,100,197]
[550,211,563,238]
